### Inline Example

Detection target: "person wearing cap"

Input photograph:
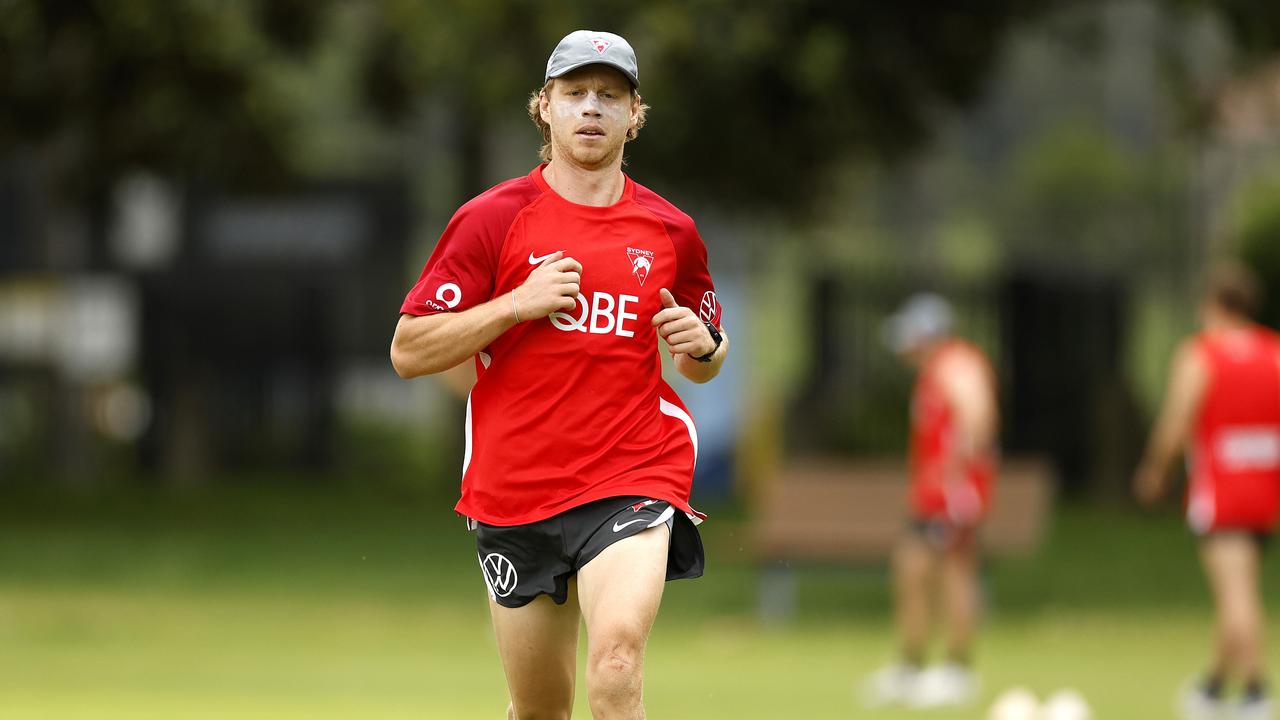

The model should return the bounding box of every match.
[1134,263,1280,720]
[863,294,998,709]
[390,30,727,719]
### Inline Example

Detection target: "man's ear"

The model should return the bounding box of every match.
[539,87,552,123]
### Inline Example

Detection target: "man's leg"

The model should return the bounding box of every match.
[894,533,937,666]
[903,528,979,709]
[488,583,581,720]
[577,524,670,720]
[941,531,980,666]
[1200,534,1267,689]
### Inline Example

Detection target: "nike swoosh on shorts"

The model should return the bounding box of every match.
[612,518,649,533]
[529,251,558,265]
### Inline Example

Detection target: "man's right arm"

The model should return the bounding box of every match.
[390,252,582,379]
[1133,340,1207,505]
[390,299,517,379]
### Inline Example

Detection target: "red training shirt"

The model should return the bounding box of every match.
[908,339,997,523]
[401,165,722,527]
[1187,325,1280,532]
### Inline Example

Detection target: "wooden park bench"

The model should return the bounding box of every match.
[750,457,1054,620]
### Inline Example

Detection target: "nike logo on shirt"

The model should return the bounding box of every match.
[529,251,558,265]
[612,518,649,533]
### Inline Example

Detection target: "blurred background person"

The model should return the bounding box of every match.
[1135,262,1280,720]
[863,293,999,710]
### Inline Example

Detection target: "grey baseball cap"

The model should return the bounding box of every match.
[883,293,954,354]
[545,30,639,88]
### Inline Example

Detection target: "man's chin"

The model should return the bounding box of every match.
[564,144,623,170]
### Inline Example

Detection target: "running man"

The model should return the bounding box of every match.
[390,30,727,720]
[865,294,998,709]
[1134,262,1280,720]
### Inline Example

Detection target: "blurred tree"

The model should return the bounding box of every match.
[357,0,1051,207]
[1002,122,1143,267]
[0,0,326,203]
[1198,0,1280,60]
[5,1,1280,214]
[628,1,1045,210]
[1236,178,1280,330]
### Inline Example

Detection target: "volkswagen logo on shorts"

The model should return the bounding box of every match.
[481,553,518,597]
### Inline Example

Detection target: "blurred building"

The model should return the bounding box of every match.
[0,166,410,483]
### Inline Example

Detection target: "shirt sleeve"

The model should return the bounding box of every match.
[400,203,502,316]
[669,219,723,329]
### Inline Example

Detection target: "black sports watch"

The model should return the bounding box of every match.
[692,321,723,363]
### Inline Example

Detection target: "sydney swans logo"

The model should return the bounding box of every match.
[627,247,654,287]
[481,553,518,597]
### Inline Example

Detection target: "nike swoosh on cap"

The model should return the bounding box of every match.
[529,251,558,265]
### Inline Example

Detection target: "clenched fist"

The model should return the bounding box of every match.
[651,288,716,357]
[513,251,583,321]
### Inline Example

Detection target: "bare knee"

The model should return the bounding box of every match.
[587,630,647,710]
[1222,613,1261,646]
[590,633,644,681]
[896,544,936,595]
[943,554,978,598]
[895,540,931,575]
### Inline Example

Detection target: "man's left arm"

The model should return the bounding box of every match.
[930,352,996,524]
[940,353,998,461]
[673,327,728,384]
[650,208,726,383]
[652,288,727,384]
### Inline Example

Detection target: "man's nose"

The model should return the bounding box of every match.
[580,93,603,115]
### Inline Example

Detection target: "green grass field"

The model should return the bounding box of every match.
[1,486,1276,719]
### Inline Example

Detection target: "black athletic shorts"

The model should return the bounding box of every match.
[470,495,705,609]
[909,516,978,552]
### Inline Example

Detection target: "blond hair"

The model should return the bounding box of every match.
[527,80,648,163]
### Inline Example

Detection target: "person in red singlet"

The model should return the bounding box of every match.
[864,294,999,709]
[390,31,727,720]
[1135,262,1280,720]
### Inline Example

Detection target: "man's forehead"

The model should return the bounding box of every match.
[551,64,631,88]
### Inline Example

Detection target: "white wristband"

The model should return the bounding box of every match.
[511,290,521,323]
